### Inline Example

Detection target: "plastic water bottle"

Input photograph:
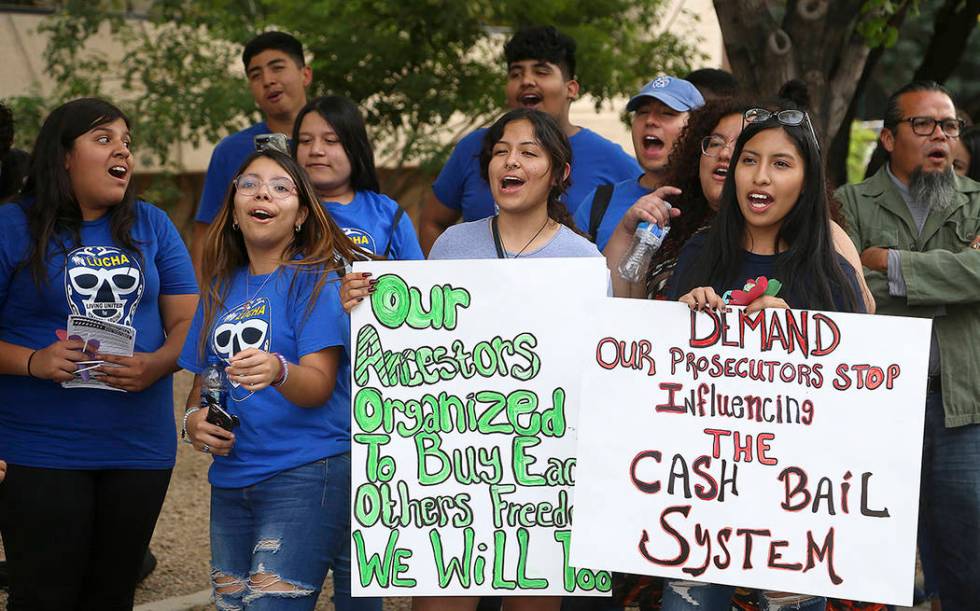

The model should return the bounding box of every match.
[618,222,670,283]
[202,357,240,430]
[201,357,227,412]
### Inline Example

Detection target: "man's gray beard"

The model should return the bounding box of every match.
[909,165,956,212]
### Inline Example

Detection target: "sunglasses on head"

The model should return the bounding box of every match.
[743,108,820,152]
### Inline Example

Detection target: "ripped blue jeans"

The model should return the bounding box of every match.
[660,580,826,610]
[209,455,381,611]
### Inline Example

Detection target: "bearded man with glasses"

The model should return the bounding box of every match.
[835,80,980,611]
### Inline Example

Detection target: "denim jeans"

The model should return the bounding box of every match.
[919,390,980,610]
[660,580,825,611]
[209,454,381,611]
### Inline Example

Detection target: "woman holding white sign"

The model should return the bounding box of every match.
[0,98,198,609]
[179,149,379,611]
[343,108,602,610]
[655,107,867,610]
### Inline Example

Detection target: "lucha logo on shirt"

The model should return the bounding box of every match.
[343,227,377,254]
[65,246,144,325]
[211,298,272,386]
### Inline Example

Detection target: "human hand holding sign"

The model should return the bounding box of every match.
[340,271,376,313]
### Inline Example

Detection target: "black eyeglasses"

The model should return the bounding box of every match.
[899,116,965,138]
[743,108,820,151]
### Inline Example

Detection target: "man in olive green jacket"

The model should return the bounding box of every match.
[836,81,980,610]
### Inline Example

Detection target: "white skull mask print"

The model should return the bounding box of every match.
[211,298,272,387]
[65,246,144,325]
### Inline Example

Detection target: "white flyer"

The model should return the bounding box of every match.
[61,314,136,391]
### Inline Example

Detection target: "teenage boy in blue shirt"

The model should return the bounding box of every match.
[191,31,312,276]
[419,25,641,253]
[573,76,704,252]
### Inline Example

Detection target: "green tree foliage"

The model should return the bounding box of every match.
[7,0,701,175]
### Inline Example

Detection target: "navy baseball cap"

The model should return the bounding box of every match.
[626,76,705,113]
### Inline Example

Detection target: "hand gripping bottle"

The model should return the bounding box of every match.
[202,357,239,430]
[617,222,670,283]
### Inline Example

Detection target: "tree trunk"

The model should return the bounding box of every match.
[713,0,913,147]
[826,1,912,186]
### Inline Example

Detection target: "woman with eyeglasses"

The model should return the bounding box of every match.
[604,95,873,312]
[655,105,867,611]
[179,149,380,611]
[0,98,198,609]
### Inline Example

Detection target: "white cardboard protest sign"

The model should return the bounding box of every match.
[350,258,611,596]
[569,298,931,606]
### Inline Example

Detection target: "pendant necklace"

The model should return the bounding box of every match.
[491,216,552,259]
[245,265,280,306]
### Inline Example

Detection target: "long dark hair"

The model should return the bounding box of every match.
[291,96,380,193]
[199,150,368,354]
[676,113,860,312]
[19,98,140,286]
[479,108,582,234]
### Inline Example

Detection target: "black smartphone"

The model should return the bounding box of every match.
[206,403,240,431]
[253,133,289,154]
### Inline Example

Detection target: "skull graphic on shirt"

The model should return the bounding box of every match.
[65,246,144,325]
[211,298,272,387]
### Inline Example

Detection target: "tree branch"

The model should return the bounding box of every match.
[913,0,980,83]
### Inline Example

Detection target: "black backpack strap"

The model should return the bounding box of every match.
[490,216,506,259]
[383,206,406,258]
[588,184,615,243]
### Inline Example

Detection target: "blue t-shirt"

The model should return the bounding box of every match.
[665,233,867,313]
[432,127,641,221]
[195,122,270,224]
[0,200,198,469]
[573,177,649,251]
[178,266,351,488]
[323,190,424,260]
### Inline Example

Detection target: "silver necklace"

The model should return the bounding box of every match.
[245,265,279,305]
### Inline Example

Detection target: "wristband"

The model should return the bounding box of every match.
[27,350,38,378]
[271,352,289,387]
[181,406,203,443]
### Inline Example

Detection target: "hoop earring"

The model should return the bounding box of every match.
[232,220,239,231]
[295,223,302,233]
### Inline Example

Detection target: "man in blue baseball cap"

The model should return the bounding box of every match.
[573,75,704,252]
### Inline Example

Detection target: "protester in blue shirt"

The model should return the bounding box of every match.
[191,31,313,276]
[180,149,379,611]
[0,98,198,610]
[572,76,704,253]
[659,107,865,611]
[419,25,640,253]
[292,95,423,260]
